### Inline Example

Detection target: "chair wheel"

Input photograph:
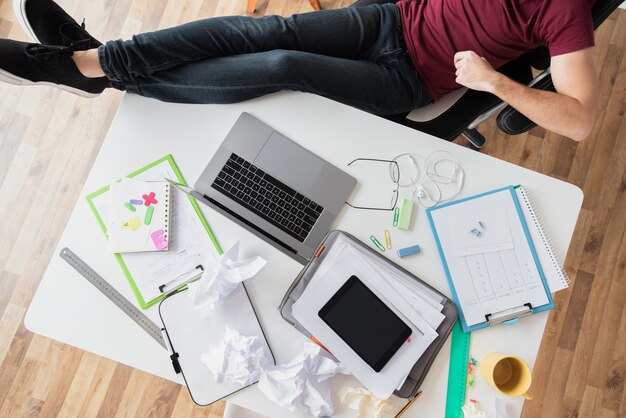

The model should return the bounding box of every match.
[462,128,485,150]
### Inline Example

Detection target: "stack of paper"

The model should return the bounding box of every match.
[292,235,444,399]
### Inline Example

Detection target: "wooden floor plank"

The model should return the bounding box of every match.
[56,352,104,418]
[95,363,134,418]
[76,358,119,417]
[600,303,626,413]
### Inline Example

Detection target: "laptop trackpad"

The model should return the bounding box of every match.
[254,132,323,192]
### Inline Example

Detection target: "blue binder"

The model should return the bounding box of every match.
[426,185,554,333]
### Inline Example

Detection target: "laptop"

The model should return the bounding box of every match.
[186,112,356,265]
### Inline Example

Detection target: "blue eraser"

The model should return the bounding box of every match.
[397,244,421,258]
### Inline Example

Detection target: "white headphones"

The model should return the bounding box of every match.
[390,150,465,207]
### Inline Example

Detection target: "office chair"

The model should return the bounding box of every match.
[351,0,623,150]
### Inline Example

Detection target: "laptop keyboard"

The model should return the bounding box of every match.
[211,153,324,242]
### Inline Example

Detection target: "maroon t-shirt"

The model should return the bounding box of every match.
[397,0,595,101]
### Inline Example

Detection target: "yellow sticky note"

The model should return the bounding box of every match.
[121,216,141,231]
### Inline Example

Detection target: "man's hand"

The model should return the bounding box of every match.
[454,51,501,92]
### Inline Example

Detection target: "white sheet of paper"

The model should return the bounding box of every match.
[450,210,514,256]
[429,188,550,327]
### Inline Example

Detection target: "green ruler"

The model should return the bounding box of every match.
[445,320,472,418]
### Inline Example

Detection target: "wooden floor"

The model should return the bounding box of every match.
[0,0,624,416]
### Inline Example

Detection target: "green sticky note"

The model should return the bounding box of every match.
[397,199,413,230]
[144,205,154,225]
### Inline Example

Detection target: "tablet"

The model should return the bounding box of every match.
[318,275,412,372]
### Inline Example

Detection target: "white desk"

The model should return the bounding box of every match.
[25,92,582,418]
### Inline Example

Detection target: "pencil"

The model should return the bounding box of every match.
[394,391,422,418]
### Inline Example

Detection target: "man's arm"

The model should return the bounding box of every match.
[454,48,599,141]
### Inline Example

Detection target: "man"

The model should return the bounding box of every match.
[0,0,598,141]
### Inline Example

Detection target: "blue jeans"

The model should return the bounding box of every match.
[98,4,431,115]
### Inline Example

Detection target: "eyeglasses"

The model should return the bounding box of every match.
[345,158,400,211]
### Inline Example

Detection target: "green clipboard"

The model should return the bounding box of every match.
[86,154,222,309]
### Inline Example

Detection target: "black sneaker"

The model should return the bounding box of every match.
[0,39,109,97]
[13,0,101,49]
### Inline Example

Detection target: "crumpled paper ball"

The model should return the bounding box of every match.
[187,241,266,316]
[200,326,270,387]
[339,386,394,418]
[258,342,348,417]
[462,402,489,418]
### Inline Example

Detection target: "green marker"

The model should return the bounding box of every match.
[370,235,385,252]
[124,202,136,212]
[144,205,154,225]
[393,207,400,227]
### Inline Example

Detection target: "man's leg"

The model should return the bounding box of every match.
[117,48,432,115]
[98,4,402,83]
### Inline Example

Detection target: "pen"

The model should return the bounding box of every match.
[394,391,422,418]
[370,235,385,252]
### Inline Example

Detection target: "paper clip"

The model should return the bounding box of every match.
[469,221,485,237]
[370,235,385,252]
[393,207,400,227]
[384,229,392,249]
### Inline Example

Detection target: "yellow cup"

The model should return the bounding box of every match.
[479,353,534,400]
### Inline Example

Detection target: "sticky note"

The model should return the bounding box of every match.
[121,216,141,231]
[144,205,154,225]
[397,245,421,258]
[143,192,157,206]
[124,202,136,212]
[151,229,168,250]
[130,199,143,205]
[397,199,413,230]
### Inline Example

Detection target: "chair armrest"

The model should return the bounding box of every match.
[593,0,624,28]
[495,70,556,135]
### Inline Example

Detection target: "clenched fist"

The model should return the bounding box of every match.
[454,51,501,92]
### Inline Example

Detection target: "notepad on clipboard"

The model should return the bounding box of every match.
[426,185,557,333]
[107,178,171,253]
[87,155,221,309]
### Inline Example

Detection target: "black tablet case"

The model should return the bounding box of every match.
[279,230,458,398]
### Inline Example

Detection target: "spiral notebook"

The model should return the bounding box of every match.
[515,186,570,292]
[426,185,556,332]
[108,178,171,253]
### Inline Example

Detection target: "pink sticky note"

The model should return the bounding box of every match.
[143,192,157,206]
[150,229,168,250]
